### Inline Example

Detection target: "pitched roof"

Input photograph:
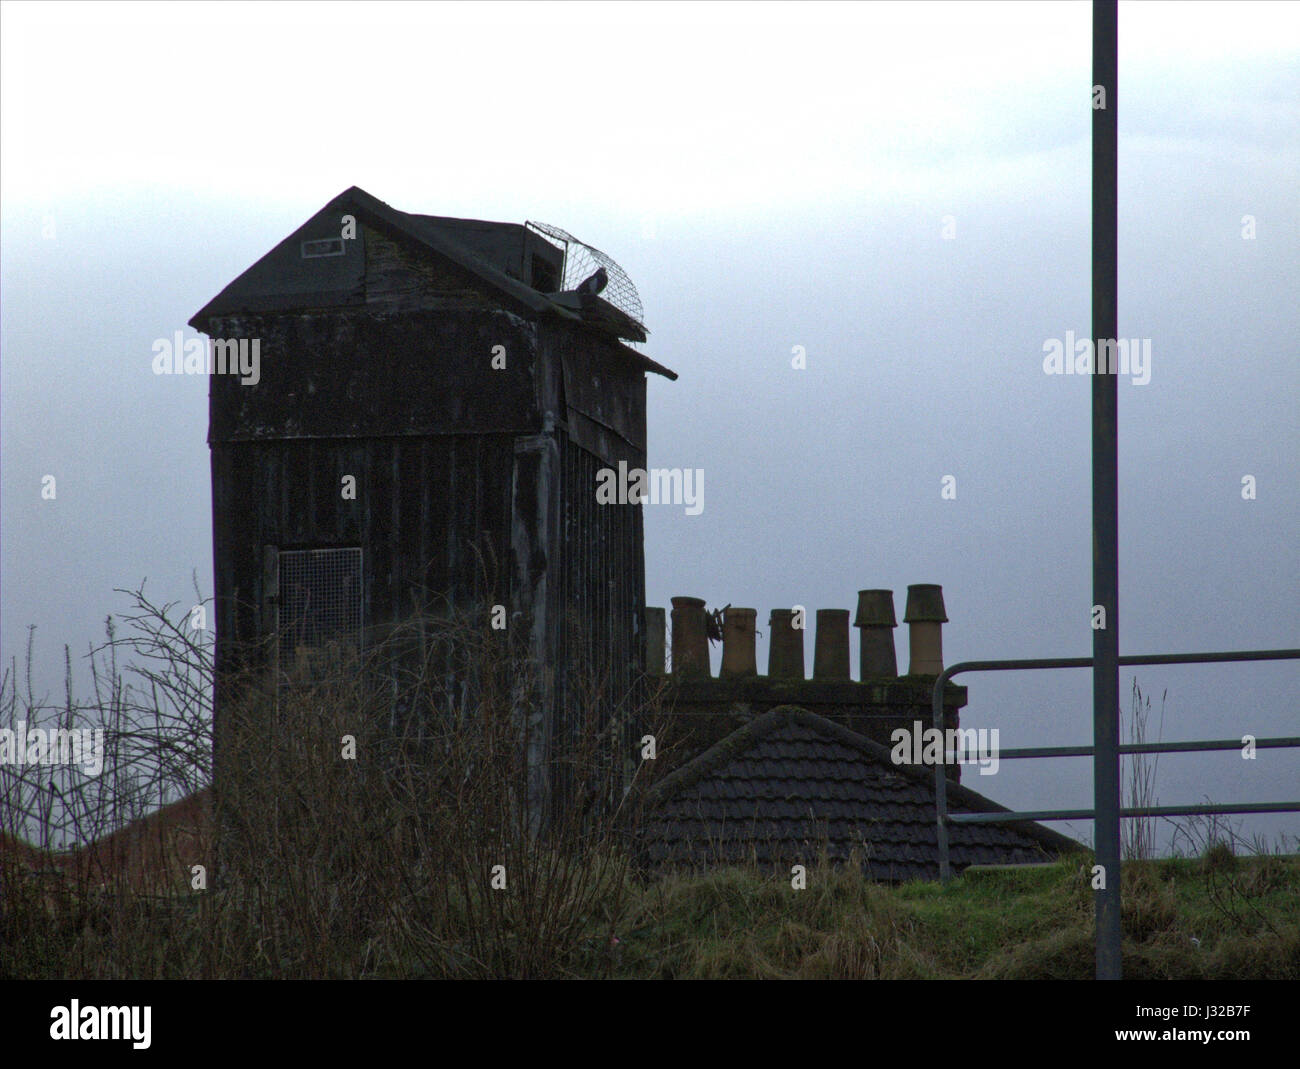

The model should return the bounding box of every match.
[0,789,212,893]
[190,185,677,380]
[636,706,1080,881]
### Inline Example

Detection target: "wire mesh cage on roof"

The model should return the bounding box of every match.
[525,221,645,340]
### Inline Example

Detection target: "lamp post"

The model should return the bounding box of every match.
[1092,0,1122,982]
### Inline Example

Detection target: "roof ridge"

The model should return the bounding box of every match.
[190,186,677,380]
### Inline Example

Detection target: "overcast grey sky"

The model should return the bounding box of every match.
[2,0,1297,852]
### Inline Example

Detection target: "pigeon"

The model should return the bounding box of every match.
[576,266,608,295]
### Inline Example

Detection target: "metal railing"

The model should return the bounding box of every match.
[927,646,1300,973]
[932,648,1300,883]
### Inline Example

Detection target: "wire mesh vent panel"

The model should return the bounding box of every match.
[278,548,363,652]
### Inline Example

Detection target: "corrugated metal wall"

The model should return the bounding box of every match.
[211,432,515,667]
[212,427,645,802]
[553,433,646,812]
[207,309,651,821]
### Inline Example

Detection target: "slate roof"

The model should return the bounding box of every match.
[189,185,676,380]
[636,706,1080,882]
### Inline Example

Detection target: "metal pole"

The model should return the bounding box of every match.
[935,695,950,881]
[1092,0,1121,981]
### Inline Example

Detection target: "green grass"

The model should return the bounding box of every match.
[606,853,1300,979]
[7,850,1299,979]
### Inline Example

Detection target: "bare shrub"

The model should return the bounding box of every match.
[2,577,668,979]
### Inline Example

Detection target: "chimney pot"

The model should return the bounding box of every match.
[670,596,710,677]
[903,584,947,675]
[902,583,948,624]
[854,589,898,628]
[720,607,758,678]
[767,609,806,679]
[813,608,851,680]
[854,589,898,678]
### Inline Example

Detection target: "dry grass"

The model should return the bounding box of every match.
[3,585,1296,980]
[617,853,1300,980]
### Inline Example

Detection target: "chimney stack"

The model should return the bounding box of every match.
[813,608,851,680]
[854,589,898,678]
[767,609,805,679]
[903,584,948,676]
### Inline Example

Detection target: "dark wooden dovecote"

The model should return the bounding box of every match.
[192,186,675,821]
